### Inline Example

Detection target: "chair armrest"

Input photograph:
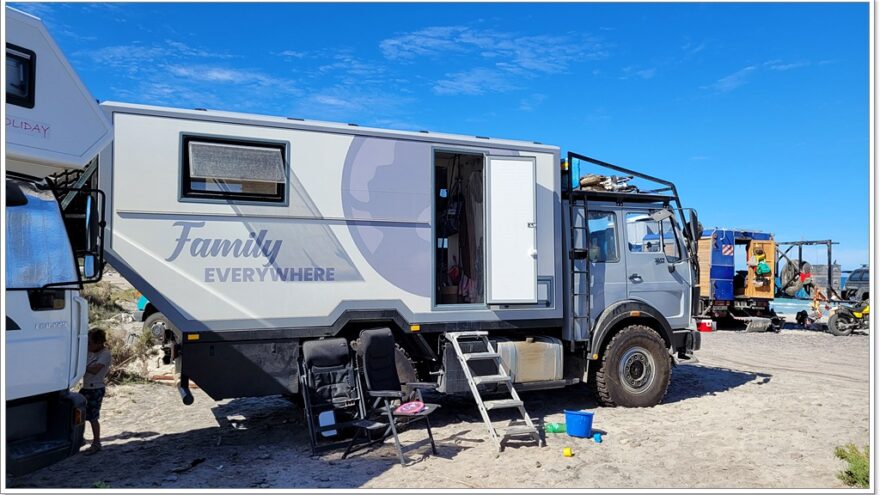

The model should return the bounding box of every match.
[405,382,438,391]
[368,390,406,398]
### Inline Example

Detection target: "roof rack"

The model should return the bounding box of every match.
[564,152,683,210]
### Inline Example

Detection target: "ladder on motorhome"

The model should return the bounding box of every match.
[567,194,591,342]
[445,331,541,452]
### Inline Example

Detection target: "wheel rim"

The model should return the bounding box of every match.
[618,346,656,394]
[149,320,167,339]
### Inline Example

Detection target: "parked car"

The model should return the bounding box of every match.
[843,266,870,301]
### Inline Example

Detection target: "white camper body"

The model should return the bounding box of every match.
[99,102,570,399]
[5,8,112,178]
[100,103,563,332]
[5,7,111,474]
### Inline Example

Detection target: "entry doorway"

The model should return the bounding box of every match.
[434,151,485,305]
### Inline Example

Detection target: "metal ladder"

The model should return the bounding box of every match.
[445,331,541,451]
[567,194,591,342]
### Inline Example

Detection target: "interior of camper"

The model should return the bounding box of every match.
[434,151,485,305]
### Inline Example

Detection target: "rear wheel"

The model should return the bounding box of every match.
[143,312,174,343]
[594,325,671,407]
[827,313,854,337]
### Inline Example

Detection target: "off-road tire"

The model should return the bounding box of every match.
[827,313,853,337]
[594,325,671,407]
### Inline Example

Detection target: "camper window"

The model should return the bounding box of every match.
[6,44,36,109]
[181,136,286,203]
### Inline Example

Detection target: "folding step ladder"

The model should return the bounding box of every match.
[445,331,541,451]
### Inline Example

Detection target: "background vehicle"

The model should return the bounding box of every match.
[5,7,111,475]
[697,229,779,331]
[843,266,870,302]
[827,301,870,336]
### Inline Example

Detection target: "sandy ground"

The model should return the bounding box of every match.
[8,324,870,490]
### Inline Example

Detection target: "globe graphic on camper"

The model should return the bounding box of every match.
[341,137,432,297]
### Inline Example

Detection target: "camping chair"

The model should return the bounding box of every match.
[300,337,366,456]
[341,328,440,465]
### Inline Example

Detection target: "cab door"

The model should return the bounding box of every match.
[623,209,692,329]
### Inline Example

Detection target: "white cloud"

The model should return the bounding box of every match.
[381,25,606,96]
[77,40,232,75]
[379,26,471,60]
[381,25,605,70]
[764,60,810,71]
[519,93,547,111]
[165,65,300,95]
[703,59,811,93]
[278,50,307,58]
[433,67,520,95]
[620,66,657,80]
[703,65,757,92]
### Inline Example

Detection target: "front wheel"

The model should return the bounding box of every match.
[594,325,671,407]
[827,313,854,337]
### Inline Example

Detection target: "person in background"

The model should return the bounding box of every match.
[80,328,111,455]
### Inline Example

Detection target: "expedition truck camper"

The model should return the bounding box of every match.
[698,229,780,331]
[97,102,701,411]
[5,7,111,474]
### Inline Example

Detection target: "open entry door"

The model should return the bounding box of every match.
[486,157,538,304]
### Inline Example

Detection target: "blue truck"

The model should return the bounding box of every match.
[698,228,780,331]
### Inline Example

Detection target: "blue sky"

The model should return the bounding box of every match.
[12,2,870,268]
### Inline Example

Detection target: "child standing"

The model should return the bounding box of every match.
[81,328,111,455]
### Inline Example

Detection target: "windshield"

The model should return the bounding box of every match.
[6,179,79,289]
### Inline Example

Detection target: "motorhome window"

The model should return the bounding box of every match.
[182,137,286,203]
[587,211,619,262]
[6,44,36,109]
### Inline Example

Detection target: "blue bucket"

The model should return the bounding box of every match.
[564,410,594,438]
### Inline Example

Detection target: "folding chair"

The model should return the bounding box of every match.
[342,328,440,465]
[300,337,366,456]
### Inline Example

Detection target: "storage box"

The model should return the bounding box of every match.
[744,240,775,299]
[498,336,563,383]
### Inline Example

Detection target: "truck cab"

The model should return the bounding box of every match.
[564,153,701,407]
[5,7,111,475]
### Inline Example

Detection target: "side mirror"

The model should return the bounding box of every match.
[83,255,97,278]
[688,210,701,242]
[85,195,99,251]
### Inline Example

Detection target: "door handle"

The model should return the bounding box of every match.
[629,273,643,282]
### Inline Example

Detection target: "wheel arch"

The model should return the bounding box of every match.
[589,300,674,359]
[142,302,160,321]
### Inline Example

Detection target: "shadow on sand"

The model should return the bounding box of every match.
[8,363,770,488]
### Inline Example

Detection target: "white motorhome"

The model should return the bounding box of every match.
[99,102,701,409]
[5,7,111,474]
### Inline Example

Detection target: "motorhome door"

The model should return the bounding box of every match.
[485,156,538,304]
